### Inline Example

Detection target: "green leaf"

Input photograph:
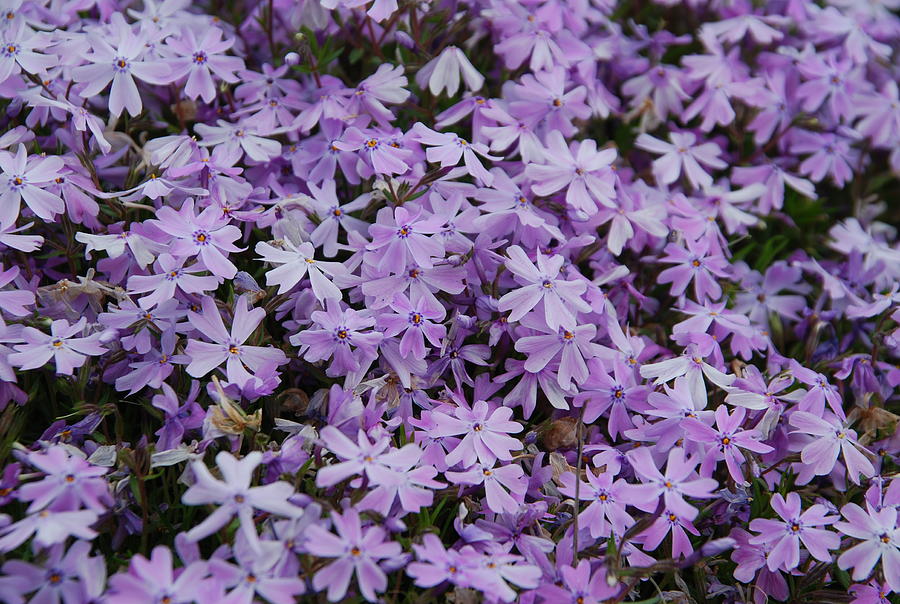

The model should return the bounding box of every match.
[753,234,789,271]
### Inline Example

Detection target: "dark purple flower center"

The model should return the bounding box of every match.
[193,230,210,245]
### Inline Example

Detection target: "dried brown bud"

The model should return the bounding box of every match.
[208,376,261,435]
[279,388,310,417]
[540,416,579,451]
[172,98,197,122]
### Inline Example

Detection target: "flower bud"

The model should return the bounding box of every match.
[284,52,301,66]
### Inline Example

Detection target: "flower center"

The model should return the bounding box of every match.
[193,230,210,245]
[350,547,361,556]
[234,494,245,503]
[192,51,208,64]
[721,436,731,446]
[113,57,129,71]
[336,329,349,340]
[397,225,411,238]
[409,312,423,325]
[52,339,63,347]
[365,138,379,149]
[65,474,75,483]
[541,279,553,289]
[228,345,240,355]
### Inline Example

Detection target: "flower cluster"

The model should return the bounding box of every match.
[0,0,898,603]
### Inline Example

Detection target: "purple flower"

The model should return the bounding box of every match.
[835,503,900,591]
[18,445,111,513]
[1,25,56,88]
[789,359,846,418]
[749,492,840,571]
[305,508,403,602]
[127,253,220,310]
[360,447,443,516]
[626,447,718,520]
[412,123,498,185]
[510,67,591,138]
[525,131,617,215]
[429,400,523,467]
[166,27,243,103]
[535,559,620,604]
[182,450,303,550]
[0,509,99,553]
[255,239,345,300]
[682,405,773,485]
[635,131,726,190]
[72,14,171,116]
[559,469,639,538]
[575,360,649,439]
[333,126,413,176]
[307,179,370,257]
[9,318,106,375]
[407,534,486,589]
[514,321,599,389]
[497,245,589,331]
[657,237,731,301]
[114,328,188,394]
[415,46,484,97]
[106,545,212,604]
[640,509,701,559]
[789,411,875,485]
[446,460,527,514]
[294,300,382,376]
[367,205,444,270]
[315,426,395,487]
[184,295,287,388]
[344,63,409,121]
[377,293,446,359]
[0,540,100,604]
[152,381,205,451]
[0,142,67,223]
[209,540,306,604]
[148,198,244,279]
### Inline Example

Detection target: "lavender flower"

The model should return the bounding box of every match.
[182,451,303,550]
[305,508,403,602]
